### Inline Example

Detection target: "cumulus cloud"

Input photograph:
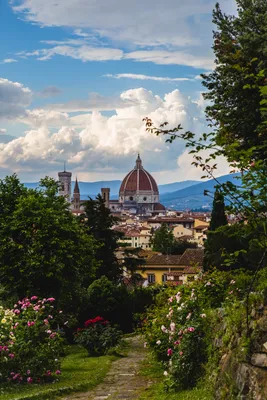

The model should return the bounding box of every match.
[0,87,218,181]
[0,78,32,120]
[105,73,191,82]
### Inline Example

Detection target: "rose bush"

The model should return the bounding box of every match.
[0,296,63,384]
[74,316,122,356]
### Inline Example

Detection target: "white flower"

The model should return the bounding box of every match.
[170,322,176,332]
[186,312,192,320]
[200,313,206,318]
[163,371,168,376]
[156,340,161,345]
[144,342,147,348]
[161,325,168,333]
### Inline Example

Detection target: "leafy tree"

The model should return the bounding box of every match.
[151,224,175,254]
[172,239,198,255]
[202,0,267,164]
[0,175,97,316]
[122,247,146,285]
[80,195,122,281]
[209,189,228,232]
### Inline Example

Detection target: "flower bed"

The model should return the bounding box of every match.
[0,296,63,384]
[75,316,121,356]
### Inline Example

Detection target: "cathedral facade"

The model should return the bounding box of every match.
[102,155,165,215]
[58,154,165,216]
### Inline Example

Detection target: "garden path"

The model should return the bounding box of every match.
[62,336,153,400]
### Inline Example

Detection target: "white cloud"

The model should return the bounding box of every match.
[12,0,235,48]
[125,51,214,70]
[1,59,18,64]
[105,73,191,82]
[19,45,123,62]
[0,87,217,181]
[74,29,89,37]
[0,78,32,120]
[0,128,7,133]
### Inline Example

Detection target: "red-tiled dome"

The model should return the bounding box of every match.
[120,155,159,194]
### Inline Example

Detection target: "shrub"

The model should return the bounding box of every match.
[0,296,63,384]
[74,316,122,356]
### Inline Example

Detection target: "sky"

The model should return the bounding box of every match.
[0,0,237,184]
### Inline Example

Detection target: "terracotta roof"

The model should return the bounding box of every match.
[183,266,201,274]
[179,248,204,266]
[146,254,182,265]
[167,271,183,276]
[154,203,166,211]
[119,155,158,194]
[194,225,209,230]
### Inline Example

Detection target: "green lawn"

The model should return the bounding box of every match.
[138,356,212,400]
[0,346,119,400]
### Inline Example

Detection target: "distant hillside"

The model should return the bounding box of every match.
[23,179,199,198]
[23,175,239,209]
[160,173,241,210]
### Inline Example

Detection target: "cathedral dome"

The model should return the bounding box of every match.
[119,154,159,195]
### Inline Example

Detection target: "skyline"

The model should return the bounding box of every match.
[0,0,236,183]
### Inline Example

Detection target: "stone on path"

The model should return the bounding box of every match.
[62,336,152,400]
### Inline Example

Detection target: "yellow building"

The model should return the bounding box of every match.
[137,248,204,285]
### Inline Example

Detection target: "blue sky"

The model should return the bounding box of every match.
[0,0,235,183]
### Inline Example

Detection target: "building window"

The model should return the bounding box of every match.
[162,274,168,283]
[129,196,133,201]
[147,274,155,284]
[143,196,147,201]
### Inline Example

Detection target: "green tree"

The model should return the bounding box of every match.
[202,0,267,164]
[172,239,198,255]
[81,195,122,281]
[0,175,97,316]
[151,224,175,254]
[122,247,146,285]
[209,189,228,231]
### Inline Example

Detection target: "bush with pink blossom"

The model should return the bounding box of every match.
[0,296,63,384]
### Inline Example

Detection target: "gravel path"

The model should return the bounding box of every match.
[62,336,153,400]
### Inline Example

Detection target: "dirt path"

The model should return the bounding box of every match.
[62,336,153,400]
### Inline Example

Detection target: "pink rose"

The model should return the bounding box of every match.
[55,370,61,375]
[8,353,15,359]
[179,351,183,356]
[187,327,195,333]
[31,296,38,301]
[47,298,55,302]
[167,348,173,356]
[27,377,33,384]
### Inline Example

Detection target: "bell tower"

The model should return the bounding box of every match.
[101,188,110,208]
[58,163,72,202]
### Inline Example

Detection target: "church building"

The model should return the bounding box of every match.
[103,154,166,215]
[58,154,165,216]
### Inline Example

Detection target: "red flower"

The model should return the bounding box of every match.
[84,316,108,328]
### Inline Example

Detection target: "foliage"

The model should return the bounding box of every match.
[74,316,122,356]
[209,189,228,232]
[0,345,117,400]
[151,224,175,254]
[83,277,157,333]
[139,355,212,400]
[80,195,122,282]
[122,247,146,285]
[151,224,197,255]
[0,296,63,384]
[142,268,253,391]
[0,175,97,320]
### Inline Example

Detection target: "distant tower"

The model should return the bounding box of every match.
[58,163,72,202]
[101,188,110,208]
[73,177,80,210]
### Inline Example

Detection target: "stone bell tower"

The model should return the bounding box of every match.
[101,188,110,208]
[58,163,72,202]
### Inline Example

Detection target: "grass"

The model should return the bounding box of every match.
[0,345,123,400]
[138,356,212,400]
